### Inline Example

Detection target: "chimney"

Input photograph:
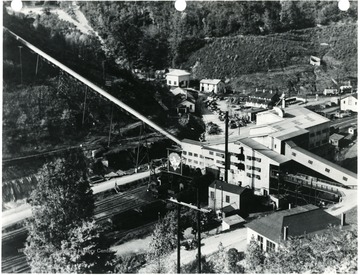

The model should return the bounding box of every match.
[288,203,292,209]
[282,98,286,109]
[283,226,288,241]
[341,213,346,227]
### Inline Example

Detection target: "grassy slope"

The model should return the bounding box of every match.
[185,24,357,93]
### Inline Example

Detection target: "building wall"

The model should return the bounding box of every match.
[208,187,240,210]
[200,82,217,93]
[340,96,358,112]
[167,75,190,87]
[180,101,195,113]
[284,143,357,187]
[307,122,330,149]
[247,228,279,252]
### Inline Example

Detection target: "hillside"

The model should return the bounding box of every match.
[185,24,357,93]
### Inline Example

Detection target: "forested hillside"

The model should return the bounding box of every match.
[79,1,357,71]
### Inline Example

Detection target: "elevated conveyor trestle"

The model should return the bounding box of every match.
[4,27,182,146]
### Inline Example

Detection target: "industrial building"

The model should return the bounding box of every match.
[181,106,357,199]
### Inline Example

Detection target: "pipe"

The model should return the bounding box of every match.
[225,111,229,183]
[4,27,182,146]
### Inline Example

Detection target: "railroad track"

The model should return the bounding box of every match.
[1,254,30,273]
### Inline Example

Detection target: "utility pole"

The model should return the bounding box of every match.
[224,111,229,183]
[18,46,23,84]
[82,87,88,125]
[107,105,113,147]
[197,182,201,274]
[177,204,181,274]
[35,54,39,76]
[102,60,105,81]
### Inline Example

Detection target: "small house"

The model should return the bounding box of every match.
[166,69,191,88]
[222,214,246,231]
[175,93,196,113]
[200,79,226,94]
[340,94,358,112]
[208,180,253,213]
[246,204,341,252]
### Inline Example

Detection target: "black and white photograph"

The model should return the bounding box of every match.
[1,0,358,273]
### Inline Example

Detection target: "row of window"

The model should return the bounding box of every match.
[246,156,262,162]
[246,173,261,180]
[168,80,177,85]
[246,165,261,172]
[292,153,348,182]
[183,151,203,158]
[257,236,275,252]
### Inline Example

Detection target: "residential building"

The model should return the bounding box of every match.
[175,93,196,113]
[246,204,341,252]
[208,180,253,212]
[166,69,190,88]
[171,87,187,96]
[340,94,358,112]
[245,91,280,108]
[200,79,226,94]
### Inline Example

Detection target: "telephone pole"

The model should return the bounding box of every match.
[18,46,23,84]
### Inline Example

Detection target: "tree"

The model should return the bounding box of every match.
[147,210,181,272]
[245,226,357,273]
[227,248,244,273]
[24,150,114,273]
[245,237,265,273]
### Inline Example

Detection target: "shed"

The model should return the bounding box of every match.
[222,214,246,231]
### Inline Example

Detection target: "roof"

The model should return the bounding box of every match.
[223,214,246,226]
[200,79,222,85]
[273,128,309,141]
[329,133,345,141]
[342,93,358,100]
[237,138,291,164]
[209,180,249,195]
[181,139,204,146]
[166,69,191,76]
[221,205,236,213]
[246,205,340,243]
[287,142,358,179]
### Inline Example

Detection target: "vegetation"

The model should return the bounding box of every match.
[24,150,115,273]
[245,226,357,273]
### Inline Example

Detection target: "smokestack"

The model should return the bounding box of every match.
[282,98,286,109]
[341,213,346,226]
[288,203,292,209]
[283,226,288,241]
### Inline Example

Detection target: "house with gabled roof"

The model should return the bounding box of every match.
[200,79,226,94]
[166,69,191,88]
[246,204,341,252]
[340,94,358,112]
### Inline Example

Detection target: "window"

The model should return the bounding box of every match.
[225,195,230,203]
[257,235,264,250]
[200,155,204,158]
[183,151,187,155]
[216,153,224,158]
[189,105,193,110]
[210,191,214,199]
[274,144,277,148]
[205,157,214,161]
[292,152,297,157]
[194,153,198,157]
[168,80,172,85]
[316,131,321,136]
[189,152,193,156]
[322,129,328,133]
[209,151,214,155]
[308,160,313,165]
[325,168,330,173]
[199,162,203,166]
[256,158,261,162]
[322,139,327,144]
[174,81,177,85]
[255,175,261,180]
[316,141,320,146]
[266,240,275,252]
[255,167,261,172]
[310,133,315,137]
[188,159,192,163]
[247,156,252,160]
[194,160,198,164]
[343,176,348,181]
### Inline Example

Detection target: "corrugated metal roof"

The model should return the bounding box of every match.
[246,205,340,243]
[223,214,246,226]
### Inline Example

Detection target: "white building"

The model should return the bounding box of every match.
[166,69,191,88]
[340,94,358,112]
[200,79,226,94]
[181,106,357,194]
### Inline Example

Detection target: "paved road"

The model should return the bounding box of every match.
[2,171,152,228]
[139,227,248,273]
